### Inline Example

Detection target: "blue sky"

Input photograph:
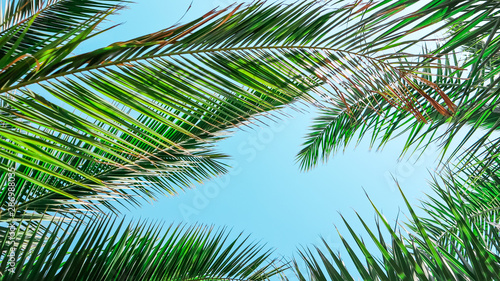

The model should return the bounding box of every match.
[85,0,447,276]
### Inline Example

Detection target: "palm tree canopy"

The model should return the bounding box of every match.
[3,0,500,280]
[0,0,457,222]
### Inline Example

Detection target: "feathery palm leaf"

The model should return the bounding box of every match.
[297,0,500,170]
[417,155,500,257]
[0,0,125,57]
[293,185,500,280]
[0,217,284,280]
[297,52,465,170]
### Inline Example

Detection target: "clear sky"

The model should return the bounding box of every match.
[85,0,446,277]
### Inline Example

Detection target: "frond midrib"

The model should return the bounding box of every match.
[0,44,393,94]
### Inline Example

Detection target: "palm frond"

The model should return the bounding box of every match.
[293,185,500,280]
[297,0,500,170]
[0,217,285,280]
[296,51,467,170]
[0,136,229,220]
[417,155,500,257]
[0,0,125,55]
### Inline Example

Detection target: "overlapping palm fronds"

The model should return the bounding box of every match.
[417,154,500,258]
[297,52,466,170]
[0,0,457,221]
[293,184,500,280]
[0,217,284,280]
[4,0,496,279]
[297,0,500,171]
[292,1,500,277]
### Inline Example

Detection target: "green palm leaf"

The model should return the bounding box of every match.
[416,155,500,258]
[296,0,500,171]
[296,52,465,170]
[0,217,284,280]
[0,0,125,55]
[293,184,500,280]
